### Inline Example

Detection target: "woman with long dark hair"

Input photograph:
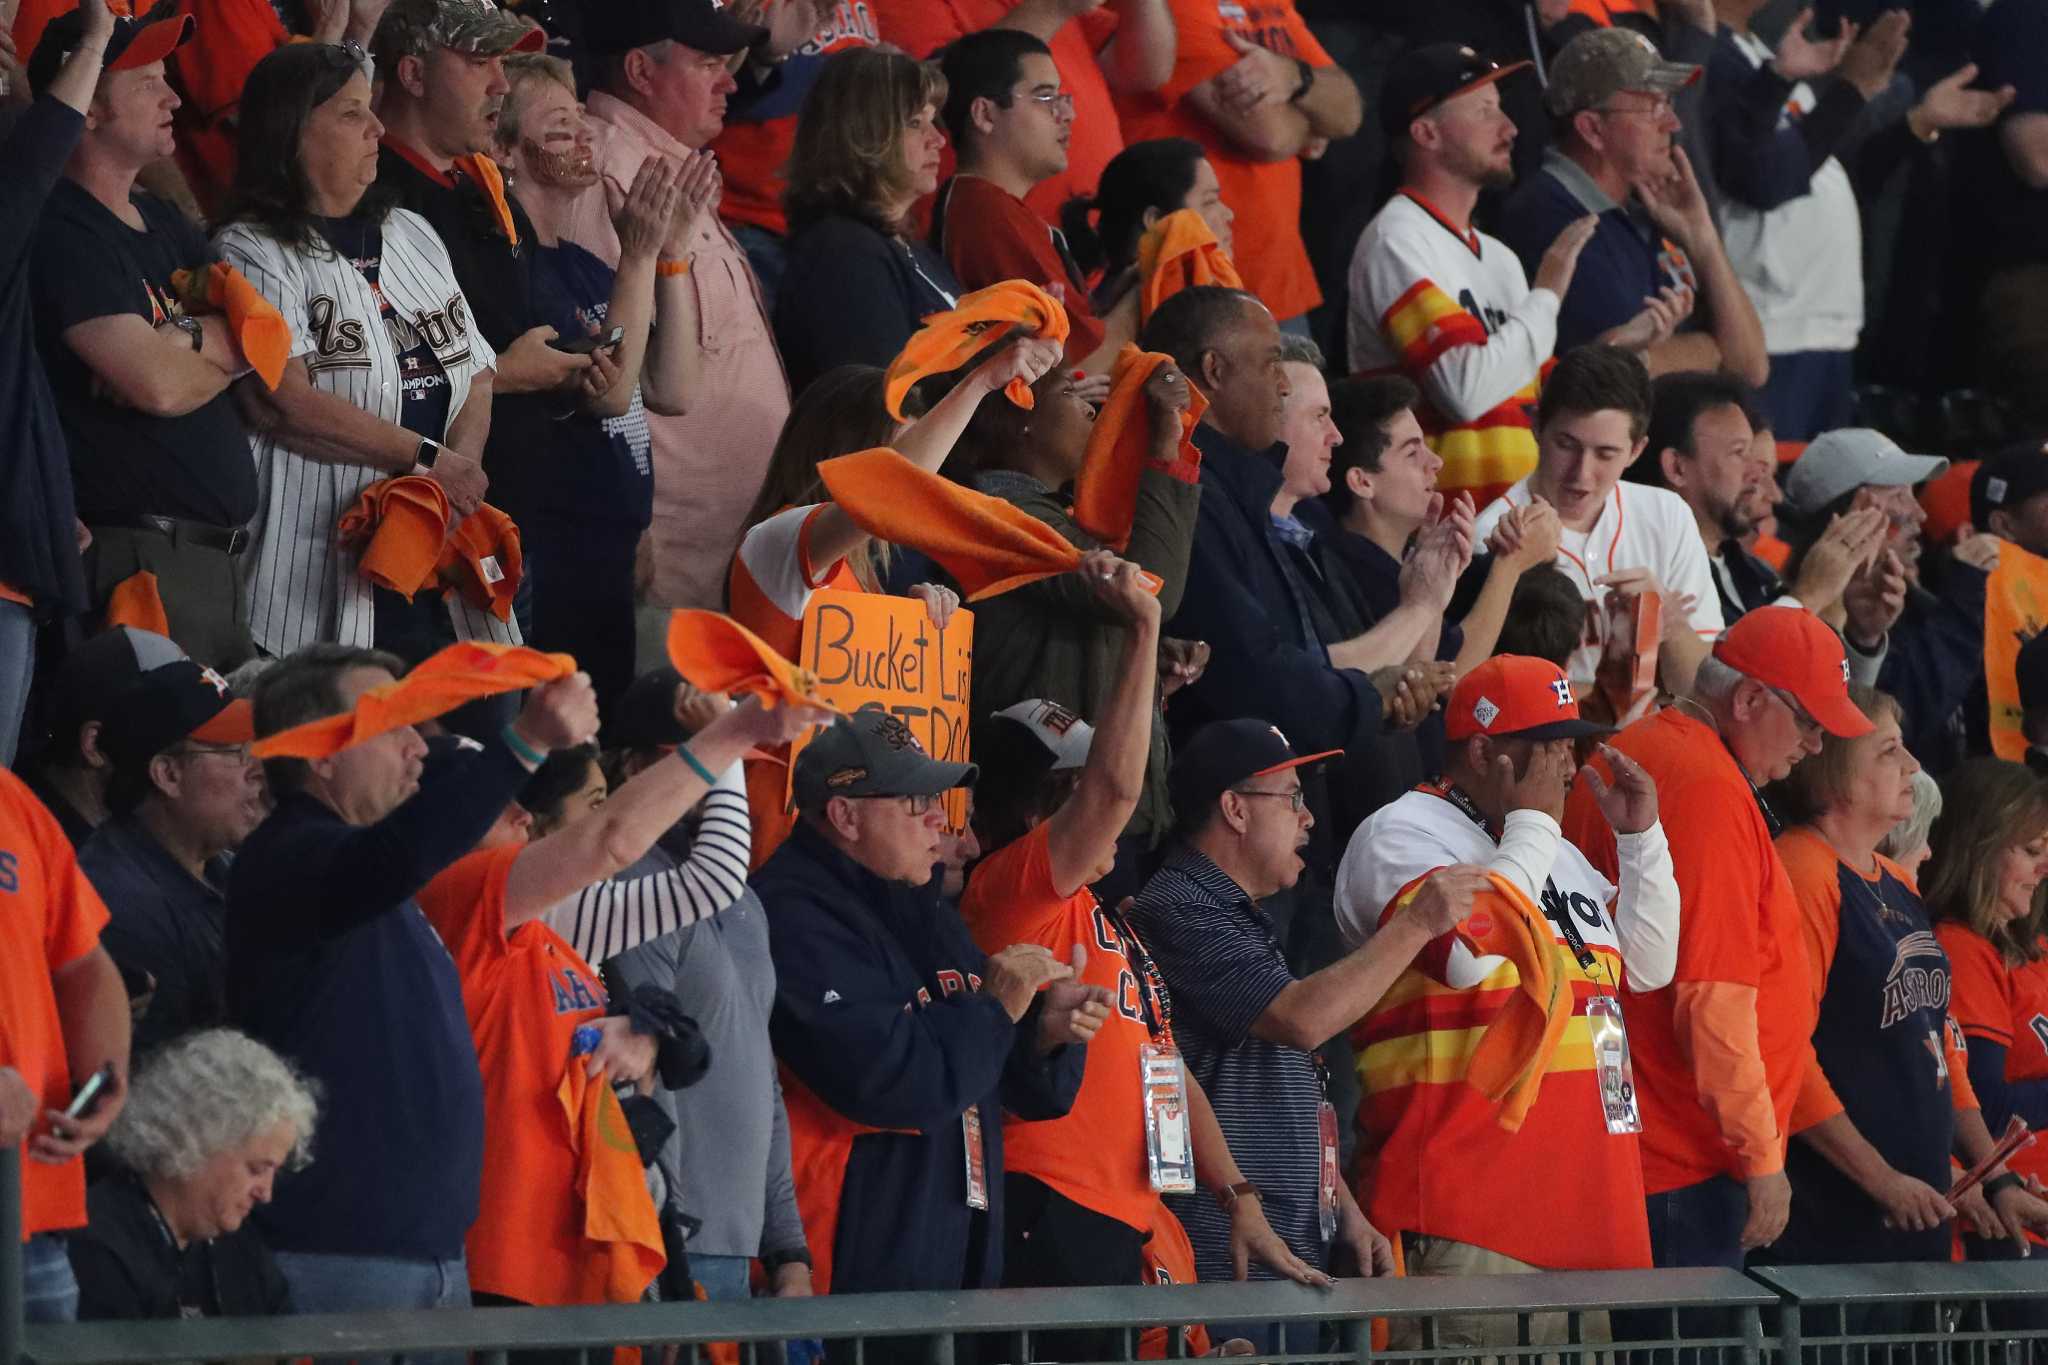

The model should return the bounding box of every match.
[1060,138,1236,315]
[214,42,509,660]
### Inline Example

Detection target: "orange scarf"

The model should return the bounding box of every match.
[817,447,1161,601]
[336,476,451,599]
[665,610,838,712]
[1136,209,1243,324]
[251,641,575,758]
[1072,344,1207,552]
[881,279,1070,422]
[171,262,291,389]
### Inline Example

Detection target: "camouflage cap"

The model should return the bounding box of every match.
[373,0,545,62]
[1545,27,1699,118]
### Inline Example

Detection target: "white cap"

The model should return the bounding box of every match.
[1784,428,1949,516]
[993,699,1094,771]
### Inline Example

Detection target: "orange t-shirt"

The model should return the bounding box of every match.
[1111,0,1331,323]
[416,846,641,1306]
[870,0,1125,228]
[1564,708,1815,1195]
[1939,925,2048,1193]
[958,823,1173,1233]
[0,767,111,1239]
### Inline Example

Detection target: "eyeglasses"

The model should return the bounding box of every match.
[1231,788,1308,812]
[858,793,941,816]
[1595,96,1675,121]
[1014,87,1075,115]
[173,742,254,764]
[1766,686,1822,740]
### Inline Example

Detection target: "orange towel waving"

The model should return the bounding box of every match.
[436,503,523,622]
[1137,209,1244,324]
[665,610,838,713]
[555,1060,666,1306]
[882,280,1070,421]
[818,447,1161,601]
[336,476,452,599]
[1073,345,1208,552]
[103,571,170,637]
[252,641,576,758]
[170,262,291,389]
[1391,868,1574,1132]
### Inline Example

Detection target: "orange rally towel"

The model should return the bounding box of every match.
[436,503,523,622]
[818,447,1162,601]
[665,610,839,713]
[251,641,576,758]
[555,1060,666,1307]
[336,476,452,599]
[1073,345,1207,552]
[882,279,1070,421]
[170,262,291,389]
[1393,868,1574,1131]
[1136,209,1244,324]
[1138,1200,1212,1359]
[103,571,169,637]
[455,153,521,246]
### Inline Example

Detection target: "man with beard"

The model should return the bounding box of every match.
[1347,44,1688,507]
[79,661,265,1055]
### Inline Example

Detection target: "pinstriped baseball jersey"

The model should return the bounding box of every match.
[214,210,515,658]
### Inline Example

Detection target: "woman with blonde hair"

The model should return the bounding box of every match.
[772,47,962,393]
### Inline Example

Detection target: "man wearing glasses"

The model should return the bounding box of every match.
[756,708,1107,1312]
[78,659,264,1055]
[934,28,1124,372]
[1126,717,1486,1353]
[1499,27,1768,387]
[1563,606,1871,1310]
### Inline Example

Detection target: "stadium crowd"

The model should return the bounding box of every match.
[8,0,2048,1356]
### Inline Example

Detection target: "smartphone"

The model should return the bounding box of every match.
[551,326,624,356]
[63,1063,116,1121]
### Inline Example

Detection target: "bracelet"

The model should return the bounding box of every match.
[656,257,691,278]
[501,723,546,769]
[676,743,717,784]
[1984,1172,2024,1199]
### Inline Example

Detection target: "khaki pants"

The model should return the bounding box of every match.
[1386,1234,1612,1363]
[86,523,252,670]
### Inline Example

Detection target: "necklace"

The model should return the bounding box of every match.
[1672,696,1784,836]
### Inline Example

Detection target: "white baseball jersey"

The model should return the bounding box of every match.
[1474,479,1723,688]
[215,211,512,657]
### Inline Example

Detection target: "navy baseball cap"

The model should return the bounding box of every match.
[1169,719,1339,821]
[1380,43,1531,138]
[792,710,976,812]
[582,0,766,57]
[1971,440,2048,530]
[28,0,194,96]
[98,660,254,775]
[36,627,188,759]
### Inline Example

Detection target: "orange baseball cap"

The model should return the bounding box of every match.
[1711,606,1873,738]
[1446,655,1611,743]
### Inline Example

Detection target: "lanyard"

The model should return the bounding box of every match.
[1421,781,1606,975]
[1105,896,1173,1042]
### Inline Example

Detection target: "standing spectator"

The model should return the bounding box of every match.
[1,0,113,766]
[494,51,716,718]
[68,1029,315,1323]
[1499,29,1770,387]
[1965,0,2048,437]
[1336,658,1679,1348]
[713,0,877,307]
[1351,45,1675,505]
[755,709,1099,1305]
[0,764,131,1325]
[215,42,507,662]
[873,0,1178,227]
[228,646,595,1352]
[935,29,1129,371]
[79,661,263,1056]
[27,2,261,670]
[1563,608,1864,1310]
[560,0,787,616]
[1110,0,1361,332]
[22,627,188,851]
[1473,345,1722,694]
[1061,136,1236,311]
[1127,719,1473,1349]
[774,47,964,392]
[1928,759,2048,1301]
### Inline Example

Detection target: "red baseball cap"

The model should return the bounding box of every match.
[1445,655,1612,743]
[27,2,195,96]
[1711,606,1873,738]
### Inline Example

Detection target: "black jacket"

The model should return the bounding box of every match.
[773,212,962,396]
[68,1175,291,1323]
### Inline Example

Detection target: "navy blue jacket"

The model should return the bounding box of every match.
[227,739,529,1259]
[755,822,1082,1294]
[773,213,962,396]
[1877,564,1987,773]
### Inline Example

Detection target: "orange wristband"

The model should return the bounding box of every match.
[656,258,690,278]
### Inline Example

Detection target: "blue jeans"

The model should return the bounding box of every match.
[273,1249,470,1365]
[1609,1175,1748,1359]
[691,1252,752,1302]
[24,1232,78,1324]
[1760,349,1854,442]
[0,596,33,769]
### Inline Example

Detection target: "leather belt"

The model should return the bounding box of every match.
[101,514,251,557]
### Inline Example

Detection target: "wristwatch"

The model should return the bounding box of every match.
[413,437,441,471]
[171,315,203,353]
[1213,1180,1262,1211]
[1288,57,1315,104]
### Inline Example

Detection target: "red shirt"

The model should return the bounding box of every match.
[1110,0,1332,323]
[939,175,1107,361]
[870,0,1126,227]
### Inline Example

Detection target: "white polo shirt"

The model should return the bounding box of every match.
[1476,479,1723,687]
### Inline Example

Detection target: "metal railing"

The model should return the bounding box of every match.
[8,1145,2048,1365]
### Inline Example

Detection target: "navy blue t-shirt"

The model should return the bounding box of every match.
[528,241,653,530]
[315,214,452,440]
